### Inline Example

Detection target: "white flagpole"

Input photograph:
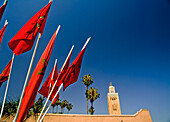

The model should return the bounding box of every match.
[4,0,8,4]
[38,37,91,122]
[4,20,8,26]
[48,59,57,96]
[39,83,63,122]
[82,37,91,50]
[0,53,15,120]
[37,45,74,122]
[51,59,57,80]
[13,33,42,122]
[13,26,60,122]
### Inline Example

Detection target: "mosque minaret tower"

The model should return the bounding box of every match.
[107,82,121,115]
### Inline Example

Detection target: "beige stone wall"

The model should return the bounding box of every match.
[42,109,152,122]
[1,109,152,122]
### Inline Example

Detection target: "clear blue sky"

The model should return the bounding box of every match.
[0,0,170,122]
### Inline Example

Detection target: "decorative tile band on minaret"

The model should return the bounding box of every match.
[107,82,121,115]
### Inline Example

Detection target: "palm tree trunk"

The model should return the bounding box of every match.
[91,102,94,115]
[63,108,65,113]
[56,106,58,113]
[86,86,88,114]
[67,110,69,114]
[52,107,54,113]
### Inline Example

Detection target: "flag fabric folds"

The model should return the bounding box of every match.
[0,2,7,21]
[16,30,57,122]
[0,60,12,87]
[56,50,72,87]
[8,2,52,55]
[38,49,72,104]
[38,63,59,104]
[62,47,86,91]
[0,21,7,45]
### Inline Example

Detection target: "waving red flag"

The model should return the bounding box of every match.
[0,2,7,21]
[8,2,52,55]
[0,60,12,87]
[17,29,58,122]
[62,47,86,91]
[39,49,72,103]
[56,50,72,87]
[38,62,59,104]
[0,20,8,45]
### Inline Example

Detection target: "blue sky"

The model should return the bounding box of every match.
[0,0,170,122]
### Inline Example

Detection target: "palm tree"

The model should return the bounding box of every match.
[66,103,73,114]
[1,97,19,117]
[55,99,61,113]
[25,97,44,121]
[32,96,44,118]
[89,107,95,115]
[86,87,100,115]
[81,74,93,114]
[60,100,68,113]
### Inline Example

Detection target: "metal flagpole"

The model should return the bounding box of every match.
[37,45,74,122]
[82,37,91,50]
[13,33,42,122]
[39,83,63,122]
[4,20,8,26]
[0,53,15,120]
[51,59,58,80]
[38,37,91,122]
[4,0,8,4]
[48,59,57,99]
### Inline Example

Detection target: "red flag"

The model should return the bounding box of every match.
[62,48,86,91]
[8,2,52,55]
[0,22,7,45]
[0,2,7,21]
[17,30,57,122]
[56,50,72,87]
[39,47,72,105]
[38,63,59,104]
[0,60,12,87]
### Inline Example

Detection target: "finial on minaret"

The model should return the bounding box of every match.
[110,82,112,86]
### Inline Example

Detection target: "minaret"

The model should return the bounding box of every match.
[107,82,121,115]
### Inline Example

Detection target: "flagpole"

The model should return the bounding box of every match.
[13,33,42,122]
[51,59,57,80]
[4,0,8,4]
[82,37,91,50]
[0,53,15,120]
[40,83,63,122]
[38,37,91,122]
[48,59,57,97]
[4,20,8,26]
[37,45,74,122]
